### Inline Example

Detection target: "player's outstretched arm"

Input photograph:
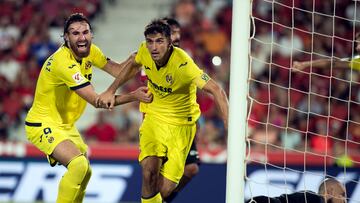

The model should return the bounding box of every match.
[74,84,108,108]
[114,86,153,105]
[102,52,137,77]
[74,84,152,109]
[96,54,142,110]
[202,79,229,129]
[292,58,350,71]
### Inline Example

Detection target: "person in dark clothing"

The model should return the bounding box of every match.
[246,178,346,203]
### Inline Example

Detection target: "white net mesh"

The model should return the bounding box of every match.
[246,0,360,202]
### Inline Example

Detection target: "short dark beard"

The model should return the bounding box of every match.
[68,41,90,59]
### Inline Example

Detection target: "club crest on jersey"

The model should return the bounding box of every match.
[72,72,85,84]
[85,61,92,69]
[166,74,173,85]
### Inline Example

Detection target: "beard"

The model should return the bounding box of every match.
[68,40,91,58]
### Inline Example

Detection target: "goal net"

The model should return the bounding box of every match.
[245,0,360,202]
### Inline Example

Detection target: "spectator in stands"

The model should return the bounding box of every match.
[0,16,20,53]
[348,114,360,147]
[311,119,334,154]
[24,13,152,203]
[29,30,58,66]
[246,177,347,203]
[199,22,228,56]
[85,111,117,143]
[121,102,143,143]
[0,102,10,141]
[3,91,23,126]
[333,141,354,168]
[173,0,196,27]
[0,50,21,84]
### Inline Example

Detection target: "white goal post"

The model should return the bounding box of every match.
[226,0,251,202]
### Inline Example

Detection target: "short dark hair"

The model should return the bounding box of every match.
[63,13,92,36]
[161,17,181,29]
[144,19,171,39]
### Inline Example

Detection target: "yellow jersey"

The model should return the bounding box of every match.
[136,42,210,125]
[26,44,108,125]
[350,56,360,71]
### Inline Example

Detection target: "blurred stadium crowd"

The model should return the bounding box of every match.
[0,0,359,162]
[250,0,360,162]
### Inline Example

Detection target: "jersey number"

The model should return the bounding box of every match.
[84,73,92,81]
[40,127,52,142]
[45,57,53,72]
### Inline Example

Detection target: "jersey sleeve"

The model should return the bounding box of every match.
[54,61,90,90]
[350,57,360,71]
[90,44,108,69]
[193,71,211,89]
[135,42,146,65]
[181,61,211,89]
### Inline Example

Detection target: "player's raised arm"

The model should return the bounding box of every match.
[292,58,350,71]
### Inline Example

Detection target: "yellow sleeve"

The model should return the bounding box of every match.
[90,44,108,68]
[135,42,146,65]
[350,57,360,71]
[181,60,210,89]
[54,61,90,90]
[193,71,211,89]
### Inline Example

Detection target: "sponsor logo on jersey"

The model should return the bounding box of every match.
[148,78,172,93]
[72,72,85,84]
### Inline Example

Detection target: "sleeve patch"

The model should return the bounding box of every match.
[201,73,210,82]
[72,72,85,84]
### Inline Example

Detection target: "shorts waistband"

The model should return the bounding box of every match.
[25,121,42,127]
